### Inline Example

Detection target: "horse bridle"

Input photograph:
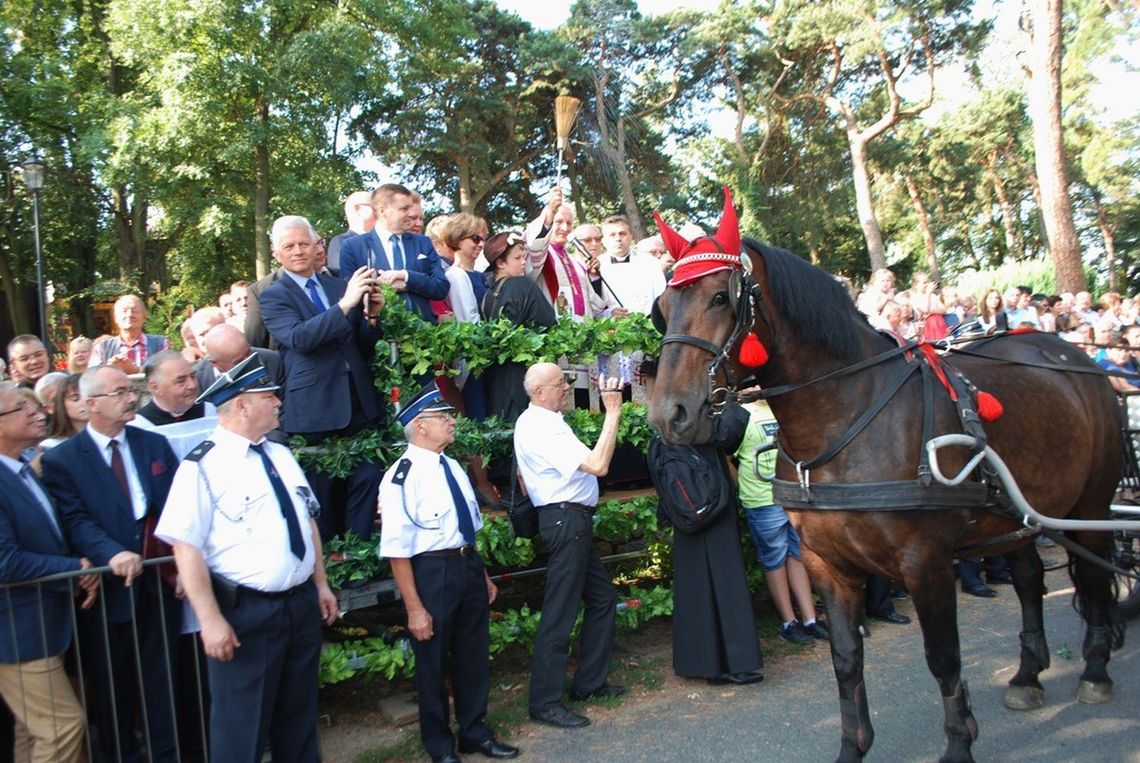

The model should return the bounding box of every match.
[652,251,761,415]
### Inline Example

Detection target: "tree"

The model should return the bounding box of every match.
[769,0,987,272]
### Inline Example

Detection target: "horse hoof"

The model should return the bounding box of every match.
[1003,685,1044,711]
[1076,680,1112,704]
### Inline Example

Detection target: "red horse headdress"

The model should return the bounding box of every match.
[652,186,768,367]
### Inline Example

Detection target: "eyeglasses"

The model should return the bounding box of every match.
[543,373,576,388]
[0,400,41,417]
[88,387,139,400]
[419,411,456,421]
[579,236,602,243]
[465,235,485,245]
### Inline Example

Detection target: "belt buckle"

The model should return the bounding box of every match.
[460,544,472,556]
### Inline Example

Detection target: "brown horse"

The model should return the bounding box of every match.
[648,238,1124,763]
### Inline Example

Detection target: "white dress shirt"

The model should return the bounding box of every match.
[85,426,148,520]
[513,403,595,507]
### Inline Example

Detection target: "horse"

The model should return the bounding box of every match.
[648,237,1125,763]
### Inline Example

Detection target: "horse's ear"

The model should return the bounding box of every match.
[653,210,690,261]
[715,185,741,255]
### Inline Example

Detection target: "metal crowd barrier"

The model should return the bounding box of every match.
[0,557,208,763]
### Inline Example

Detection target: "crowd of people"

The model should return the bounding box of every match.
[1,181,1137,763]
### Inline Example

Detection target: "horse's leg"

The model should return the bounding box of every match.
[1003,543,1050,710]
[803,552,874,763]
[905,561,978,763]
[1069,529,1124,704]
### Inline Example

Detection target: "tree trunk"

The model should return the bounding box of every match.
[254,98,272,279]
[456,154,473,213]
[1024,0,1086,293]
[1092,190,1118,291]
[848,134,887,272]
[985,156,1023,260]
[904,174,939,281]
[613,118,645,239]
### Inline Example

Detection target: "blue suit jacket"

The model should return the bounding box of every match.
[259,271,385,435]
[0,465,79,663]
[41,427,178,623]
[339,230,450,322]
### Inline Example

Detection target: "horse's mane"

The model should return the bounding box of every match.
[743,238,867,363]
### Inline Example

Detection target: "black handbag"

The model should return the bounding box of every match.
[505,455,539,539]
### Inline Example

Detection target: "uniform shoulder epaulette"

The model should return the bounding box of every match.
[184,440,216,462]
[391,458,413,486]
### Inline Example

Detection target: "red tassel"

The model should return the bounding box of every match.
[739,332,769,367]
[976,390,1003,421]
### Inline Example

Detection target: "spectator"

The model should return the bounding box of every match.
[958,292,978,323]
[197,324,285,404]
[188,306,227,352]
[32,372,67,419]
[218,292,234,319]
[424,215,454,265]
[178,319,204,363]
[856,268,895,318]
[339,184,450,323]
[0,381,93,763]
[515,363,625,729]
[736,398,829,646]
[89,294,171,373]
[408,191,426,235]
[226,281,251,328]
[598,215,666,316]
[1003,286,1038,328]
[244,257,289,351]
[442,213,489,324]
[909,271,948,340]
[259,214,386,540]
[977,289,1008,334]
[873,300,904,336]
[379,384,520,763]
[635,235,673,278]
[1097,337,1140,393]
[326,190,377,276]
[569,223,603,265]
[66,336,93,374]
[41,366,181,763]
[40,374,86,450]
[133,351,209,427]
[156,353,338,763]
[6,336,50,389]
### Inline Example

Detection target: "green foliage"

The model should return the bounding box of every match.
[476,515,536,569]
[593,495,659,544]
[324,532,390,590]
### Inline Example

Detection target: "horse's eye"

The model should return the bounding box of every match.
[713,292,730,306]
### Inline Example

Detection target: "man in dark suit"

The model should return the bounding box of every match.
[243,268,285,349]
[41,366,181,763]
[0,382,94,762]
[338,183,449,323]
[326,190,376,276]
[259,214,387,540]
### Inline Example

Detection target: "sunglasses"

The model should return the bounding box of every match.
[465,235,485,245]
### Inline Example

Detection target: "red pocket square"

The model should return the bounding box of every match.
[150,461,168,476]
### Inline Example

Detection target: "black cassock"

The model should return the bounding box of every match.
[665,406,763,678]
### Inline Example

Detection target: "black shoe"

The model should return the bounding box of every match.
[779,621,816,646]
[431,754,460,763]
[963,585,997,598]
[986,572,1014,585]
[459,738,520,759]
[889,587,909,600]
[870,611,911,625]
[803,619,831,641]
[530,704,590,728]
[707,671,763,686]
[570,683,626,701]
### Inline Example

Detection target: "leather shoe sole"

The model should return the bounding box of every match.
[529,705,590,728]
[458,738,520,759]
[569,683,626,701]
[964,585,998,598]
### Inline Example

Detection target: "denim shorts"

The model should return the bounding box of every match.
[743,504,801,571]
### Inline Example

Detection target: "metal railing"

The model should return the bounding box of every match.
[0,557,207,763]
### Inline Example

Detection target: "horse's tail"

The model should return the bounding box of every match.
[1067,552,1126,651]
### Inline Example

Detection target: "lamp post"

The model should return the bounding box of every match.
[20,157,46,344]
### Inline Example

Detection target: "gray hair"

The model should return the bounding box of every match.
[270,215,318,249]
[142,350,184,381]
[33,372,68,405]
[635,235,664,256]
[78,366,113,398]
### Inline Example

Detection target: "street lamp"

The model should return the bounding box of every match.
[20,157,47,344]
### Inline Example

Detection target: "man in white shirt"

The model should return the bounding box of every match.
[514,362,626,729]
[598,215,666,316]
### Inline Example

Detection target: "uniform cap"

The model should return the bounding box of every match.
[397,381,456,427]
[195,353,280,406]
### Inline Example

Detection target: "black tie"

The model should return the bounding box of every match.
[441,455,476,545]
[251,443,306,560]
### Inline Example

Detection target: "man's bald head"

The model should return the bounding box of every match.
[202,324,252,373]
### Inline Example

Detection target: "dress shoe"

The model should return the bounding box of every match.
[963,584,997,598]
[458,738,520,759]
[987,571,1014,585]
[804,619,831,641]
[570,683,626,701]
[870,611,911,625]
[707,671,763,686]
[431,754,460,763]
[529,703,590,728]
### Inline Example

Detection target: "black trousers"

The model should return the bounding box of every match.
[207,580,321,763]
[865,574,897,618]
[409,553,493,758]
[307,458,384,542]
[78,584,180,763]
[529,507,616,712]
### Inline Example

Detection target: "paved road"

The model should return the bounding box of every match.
[511,561,1140,763]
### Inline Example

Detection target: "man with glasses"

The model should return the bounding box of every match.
[338,183,450,322]
[379,383,519,763]
[515,362,626,729]
[41,365,181,763]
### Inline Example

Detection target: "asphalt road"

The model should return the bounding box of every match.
[510,558,1140,763]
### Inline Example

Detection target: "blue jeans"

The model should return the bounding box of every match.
[743,504,801,571]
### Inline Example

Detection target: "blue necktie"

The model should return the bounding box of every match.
[251,443,306,560]
[441,455,476,545]
[389,234,405,270]
[305,278,327,313]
